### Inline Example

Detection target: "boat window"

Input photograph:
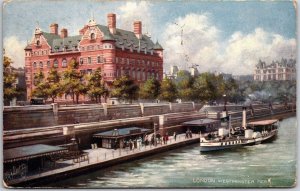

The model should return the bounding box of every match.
[221,143,223,146]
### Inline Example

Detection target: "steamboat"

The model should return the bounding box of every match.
[199,108,279,152]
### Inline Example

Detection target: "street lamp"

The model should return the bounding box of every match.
[223,94,227,112]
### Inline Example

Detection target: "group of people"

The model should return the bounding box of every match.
[185,129,193,139]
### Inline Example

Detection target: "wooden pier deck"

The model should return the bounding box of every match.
[6,133,201,187]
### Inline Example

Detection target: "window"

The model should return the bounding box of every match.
[33,62,37,68]
[87,69,93,75]
[116,57,119,63]
[54,59,58,68]
[90,33,95,40]
[80,58,83,65]
[127,58,129,65]
[88,57,91,64]
[36,40,40,46]
[39,61,43,68]
[47,61,51,68]
[97,56,103,63]
[62,58,67,68]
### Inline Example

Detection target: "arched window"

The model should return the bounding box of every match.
[39,61,43,68]
[90,33,95,40]
[36,40,40,46]
[33,62,37,68]
[54,59,58,68]
[47,61,51,68]
[62,58,67,68]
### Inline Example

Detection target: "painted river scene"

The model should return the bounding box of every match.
[48,117,296,188]
[2,0,297,188]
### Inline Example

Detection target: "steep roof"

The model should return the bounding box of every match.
[42,32,61,48]
[97,24,159,53]
[38,24,162,53]
[52,35,82,51]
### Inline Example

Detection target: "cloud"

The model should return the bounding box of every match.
[117,1,152,35]
[220,28,296,75]
[162,13,296,75]
[4,36,26,68]
[163,13,222,73]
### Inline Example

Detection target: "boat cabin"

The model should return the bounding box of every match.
[247,119,279,132]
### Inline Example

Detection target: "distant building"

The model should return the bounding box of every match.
[214,71,233,81]
[190,67,199,77]
[254,58,296,81]
[232,75,254,82]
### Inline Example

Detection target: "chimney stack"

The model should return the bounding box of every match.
[134,21,142,39]
[107,13,116,34]
[60,28,68,38]
[50,23,58,35]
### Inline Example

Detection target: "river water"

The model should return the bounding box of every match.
[49,117,296,188]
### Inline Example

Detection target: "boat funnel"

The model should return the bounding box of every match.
[242,106,247,129]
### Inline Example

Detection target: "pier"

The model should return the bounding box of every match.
[6,133,200,187]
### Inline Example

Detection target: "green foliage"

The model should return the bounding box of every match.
[3,56,19,102]
[32,71,49,99]
[62,59,87,104]
[192,73,224,102]
[175,70,195,101]
[45,68,62,103]
[111,75,139,103]
[139,77,161,100]
[159,78,177,102]
[87,68,108,103]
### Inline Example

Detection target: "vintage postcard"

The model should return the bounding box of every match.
[2,0,297,188]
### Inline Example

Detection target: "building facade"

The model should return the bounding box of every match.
[254,58,296,81]
[24,13,164,101]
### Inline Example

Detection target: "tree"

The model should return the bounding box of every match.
[139,77,161,101]
[45,68,62,103]
[159,78,177,102]
[31,71,49,100]
[111,75,139,103]
[175,70,195,101]
[87,68,107,103]
[3,56,19,103]
[62,59,87,104]
[193,73,225,103]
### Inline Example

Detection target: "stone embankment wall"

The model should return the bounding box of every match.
[3,102,202,130]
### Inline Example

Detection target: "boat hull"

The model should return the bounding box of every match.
[200,130,277,152]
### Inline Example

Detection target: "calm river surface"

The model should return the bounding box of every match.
[48,117,296,188]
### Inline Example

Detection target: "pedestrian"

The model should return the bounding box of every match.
[185,130,189,139]
[173,132,177,141]
[129,139,133,150]
[166,134,169,144]
[163,135,166,144]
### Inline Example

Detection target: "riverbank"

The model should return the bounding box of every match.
[5,111,296,188]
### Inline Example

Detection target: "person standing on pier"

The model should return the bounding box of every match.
[173,132,177,141]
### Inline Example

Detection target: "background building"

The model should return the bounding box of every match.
[24,13,164,101]
[254,58,296,81]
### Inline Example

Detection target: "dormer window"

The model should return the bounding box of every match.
[90,33,95,40]
[36,40,40,46]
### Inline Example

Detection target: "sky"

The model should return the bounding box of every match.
[2,0,297,75]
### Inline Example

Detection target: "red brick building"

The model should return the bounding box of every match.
[25,13,163,101]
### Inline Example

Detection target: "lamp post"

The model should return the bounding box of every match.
[223,94,227,117]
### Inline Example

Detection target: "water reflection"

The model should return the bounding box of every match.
[48,117,296,188]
